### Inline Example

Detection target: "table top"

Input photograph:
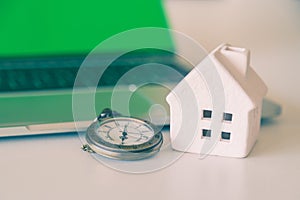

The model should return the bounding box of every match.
[0,110,299,200]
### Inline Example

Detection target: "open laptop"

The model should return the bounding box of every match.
[0,0,281,137]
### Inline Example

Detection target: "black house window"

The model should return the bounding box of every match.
[203,110,212,119]
[221,131,231,141]
[202,129,211,138]
[223,112,233,122]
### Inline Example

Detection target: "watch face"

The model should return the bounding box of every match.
[85,117,163,157]
[96,118,155,146]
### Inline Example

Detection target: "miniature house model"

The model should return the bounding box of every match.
[166,44,267,158]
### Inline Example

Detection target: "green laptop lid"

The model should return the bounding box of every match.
[0,0,171,57]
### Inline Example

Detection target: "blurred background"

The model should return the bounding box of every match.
[1,0,299,127]
[1,0,299,111]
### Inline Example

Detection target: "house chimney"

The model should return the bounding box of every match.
[220,45,250,77]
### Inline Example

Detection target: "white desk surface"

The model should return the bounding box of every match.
[1,1,300,200]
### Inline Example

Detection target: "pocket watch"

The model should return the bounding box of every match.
[81,108,163,160]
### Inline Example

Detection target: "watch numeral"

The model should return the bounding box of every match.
[104,125,112,128]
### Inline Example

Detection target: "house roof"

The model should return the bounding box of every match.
[212,44,267,105]
[167,44,267,110]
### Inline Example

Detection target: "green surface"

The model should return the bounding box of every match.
[0,0,170,57]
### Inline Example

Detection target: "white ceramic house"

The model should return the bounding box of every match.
[166,44,267,158]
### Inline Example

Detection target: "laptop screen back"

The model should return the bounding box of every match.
[0,0,171,57]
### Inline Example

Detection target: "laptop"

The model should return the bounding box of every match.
[0,0,281,137]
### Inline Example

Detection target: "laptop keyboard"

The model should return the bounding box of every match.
[0,66,78,91]
[0,50,189,92]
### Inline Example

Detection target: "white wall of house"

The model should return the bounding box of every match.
[168,45,265,157]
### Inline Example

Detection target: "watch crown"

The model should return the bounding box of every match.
[97,108,113,120]
[97,108,122,121]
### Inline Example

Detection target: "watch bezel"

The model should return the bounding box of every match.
[85,116,163,159]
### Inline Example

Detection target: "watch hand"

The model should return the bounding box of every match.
[119,125,128,144]
[126,131,151,139]
[119,133,128,144]
[114,120,123,132]
[123,131,139,135]
[126,133,150,141]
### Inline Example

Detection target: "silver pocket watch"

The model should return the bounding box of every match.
[82,108,163,160]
